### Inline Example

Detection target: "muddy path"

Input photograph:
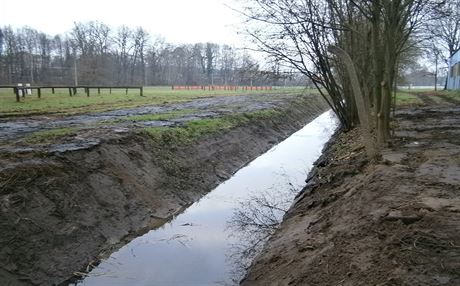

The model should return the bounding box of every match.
[0,92,310,155]
[0,93,299,146]
[414,91,460,106]
[242,98,460,285]
[0,93,328,285]
[414,93,438,105]
[428,92,460,105]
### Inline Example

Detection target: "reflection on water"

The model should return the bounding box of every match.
[75,111,338,286]
[226,185,297,283]
[227,182,299,284]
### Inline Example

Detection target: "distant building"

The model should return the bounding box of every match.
[401,68,445,89]
[447,50,460,89]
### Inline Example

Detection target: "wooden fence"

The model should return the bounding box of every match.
[0,85,144,102]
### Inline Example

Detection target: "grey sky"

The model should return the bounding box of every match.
[0,0,245,45]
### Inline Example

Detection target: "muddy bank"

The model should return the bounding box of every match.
[242,100,460,285]
[0,94,327,285]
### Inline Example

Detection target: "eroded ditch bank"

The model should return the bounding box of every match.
[73,110,338,286]
[242,104,460,285]
[0,94,328,285]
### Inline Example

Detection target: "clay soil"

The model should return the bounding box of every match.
[0,93,328,285]
[243,93,460,286]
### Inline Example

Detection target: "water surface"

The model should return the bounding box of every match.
[76,110,338,286]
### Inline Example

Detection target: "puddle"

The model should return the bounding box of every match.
[73,110,338,286]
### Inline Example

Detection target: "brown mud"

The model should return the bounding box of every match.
[415,93,438,105]
[0,93,328,285]
[242,94,460,285]
[0,92,302,145]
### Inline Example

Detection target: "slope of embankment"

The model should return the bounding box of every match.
[242,96,460,285]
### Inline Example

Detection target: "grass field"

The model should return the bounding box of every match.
[395,89,460,105]
[395,90,423,105]
[439,89,460,100]
[0,86,304,117]
[3,85,454,118]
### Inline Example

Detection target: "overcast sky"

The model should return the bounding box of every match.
[0,0,246,45]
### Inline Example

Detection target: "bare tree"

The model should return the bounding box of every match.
[114,25,133,84]
[425,0,460,89]
[220,45,237,85]
[243,0,442,158]
[0,21,292,87]
[131,27,149,85]
[428,0,460,58]
[205,42,219,85]
[2,26,19,83]
[0,28,4,56]
[242,0,358,129]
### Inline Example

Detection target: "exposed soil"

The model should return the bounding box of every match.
[0,93,328,285]
[0,92,301,147]
[242,94,460,285]
[415,93,438,105]
[426,93,459,105]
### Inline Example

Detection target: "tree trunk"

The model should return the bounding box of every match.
[329,46,377,160]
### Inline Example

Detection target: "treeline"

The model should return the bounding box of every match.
[0,22,301,86]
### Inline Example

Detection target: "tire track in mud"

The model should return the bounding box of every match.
[416,92,460,106]
[415,93,437,105]
[433,93,460,105]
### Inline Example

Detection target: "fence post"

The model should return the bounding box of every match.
[140,86,143,96]
[14,87,20,102]
[26,83,32,95]
[68,88,72,96]
[125,88,128,95]
[52,87,55,94]
[37,88,41,98]
[17,83,24,97]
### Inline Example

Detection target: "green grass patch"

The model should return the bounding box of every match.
[143,117,236,144]
[439,90,460,101]
[185,118,236,137]
[0,86,303,117]
[142,109,282,144]
[25,127,78,143]
[395,91,423,106]
[124,109,197,121]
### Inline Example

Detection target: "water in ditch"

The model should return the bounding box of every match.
[74,110,338,286]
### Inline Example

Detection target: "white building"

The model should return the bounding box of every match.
[447,49,460,89]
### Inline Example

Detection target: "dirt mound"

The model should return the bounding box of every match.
[242,105,460,285]
[0,96,328,285]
